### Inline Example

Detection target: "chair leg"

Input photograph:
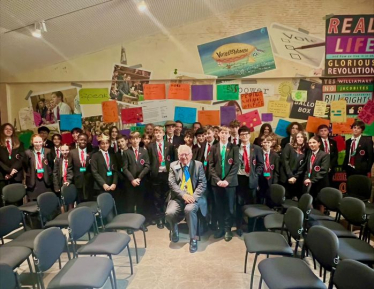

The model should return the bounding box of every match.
[27,214,33,229]
[132,232,139,263]
[259,275,263,289]
[37,272,45,289]
[250,254,258,289]
[142,225,147,248]
[108,271,115,289]
[359,226,363,239]
[58,257,62,269]
[252,218,258,232]
[108,255,117,289]
[323,268,326,283]
[244,251,248,273]
[313,257,317,270]
[27,256,34,273]
[319,265,322,277]
[127,245,133,275]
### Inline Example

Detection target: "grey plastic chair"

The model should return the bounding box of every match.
[346,175,372,201]
[33,227,116,289]
[244,207,304,289]
[244,184,285,232]
[309,187,342,222]
[60,184,77,210]
[97,193,147,264]
[0,263,18,289]
[37,192,70,229]
[68,207,133,280]
[333,259,374,289]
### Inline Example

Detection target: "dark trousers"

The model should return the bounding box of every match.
[124,181,145,214]
[206,182,217,227]
[213,186,236,231]
[152,172,169,221]
[236,175,250,228]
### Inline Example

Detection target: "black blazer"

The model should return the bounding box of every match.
[91,151,118,190]
[23,149,52,189]
[319,138,338,170]
[0,143,24,182]
[53,157,73,191]
[122,147,150,181]
[164,135,184,148]
[70,148,93,189]
[69,142,94,152]
[343,136,374,175]
[43,139,54,149]
[253,137,262,147]
[195,141,218,180]
[260,150,280,185]
[280,144,306,183]
[148,141,175,180]
[208,142,239,187]
[280,136,291,149]
[115,149,127,180]
[247,144,265,190]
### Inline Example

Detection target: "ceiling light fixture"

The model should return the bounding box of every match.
[137,0,147,12]
[31,21,47,38]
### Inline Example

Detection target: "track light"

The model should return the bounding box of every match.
[137,0,147,12]
[32,21,47,38]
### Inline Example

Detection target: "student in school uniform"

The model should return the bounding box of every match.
[296,135,330,210]
[114,134,128,213]
[228,120,241,145]
[317,124,338,183]
[0,123,24,206]
[343,120,374,178]
[115,134,128,172]
[91,134,118,196]
[109,126,120,154]
[38,126,54,149]
[53,144,73,194]
[23,134,53,200]
[258,135,280,207]
[148,125,175,228]
[253,123,273,146]
[280,132,307,201]
[192,122,202,145]
[69,128,83,150]
[280,122,303,149]
[193,128,206,154]
[164,120,184,148]
[70,133,94,202]
[50,134,62,160]
[122,131,150,214]
[141,133,152,149]
[208,126,239,242]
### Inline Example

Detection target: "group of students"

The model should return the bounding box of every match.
[0,118,373,240]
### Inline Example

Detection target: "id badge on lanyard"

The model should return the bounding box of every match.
[105,153,112,176]
[160,145,165,166]
[35,149,45,172]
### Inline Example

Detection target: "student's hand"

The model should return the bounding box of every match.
[110,184,116,190]
[288,177,296,184]
[329,168,331,172]
[304,179,311,186]
[5,174,11,180]
[103,184,110,191]
[217,180,223,186]
[183,194,195,204]
[63,182,70,186]
[10,169,18,176]
[131,179,139,187]
[221,180,229,187]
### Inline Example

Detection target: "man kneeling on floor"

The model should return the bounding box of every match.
[166,145,207,253]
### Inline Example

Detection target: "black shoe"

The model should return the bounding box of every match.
[157,220,164,229]
[236,229,243,237]
[209,223,217,231]
[189,239,198,253]
[171,229,179,243]
[224,230,233,242]
[214,229,224,239]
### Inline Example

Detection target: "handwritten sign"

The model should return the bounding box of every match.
[332,118,355,134]
[220,106,236,126]
[267,101,290,118]
[237,110,262,128]
[130,126,145,135]
[291,90,307,102]
[217,84,239,100]
[102,101,118,123]
[143,84,166,100]
[330,100,347,123]
[60,114,82,131]
[198,110,220,126]
[261,113,273,122]
[168,83,190,100]
[241,91,264,109]
[275,119,291,137]
[61,133,73,145]
[191,85,213,101]
[358,100,374,124]
[239,84,274,97]
[174,107,197,124]
[79,88,109,104]
[313,100,327,117]
[121,107,143,124]
[305,116,330,134]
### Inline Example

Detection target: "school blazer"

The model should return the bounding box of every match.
[53,157,73,191]
[122,147,150,181]
[319,138,338,170]
[280,136,291,149]
[343,136,374,175]
[115,149,126,180]
[70,148,93,189]
[208,142,239,187]
[260,150,280,185]
[0,143,24,182]
[195,141,218,180]
[280,144,306,183]
[23,149,52,189]
[91,151,118,190]
[148,141,175,180]
[247,144,265,190]
[165,135,185,148]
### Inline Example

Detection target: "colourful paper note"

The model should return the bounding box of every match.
[338,151,346,166]
[358,100,374,124]
[313,100,327,117]
[143,84,166,100]
[174,107,197,124]
[237,110,262,128]
[267,101,291,118]
[241,92,264,109]
[92,135,98,147]
[61,133,73,145]
[275,119,291,137]
[363,121,374,137]
[120,129,131,137]
[60,114,82,131]
[330,100,347,123]
[291,90,307,102]
[102,101,119,123]
[198,110,220,126]
[217,84,239,100]
[18,131,33,149]
[168,83,190,100]
[305,116,330,134]
[121,107,143,124]
[332,118,355,134]
[220,106,236,126]
[79,88,109,104]
[261,113,273,122]
[333,135,346,152]
[191,85,213,101]
[130,126,145,135]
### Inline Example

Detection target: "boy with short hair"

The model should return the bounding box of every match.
[70,127,83,149]
[53,144,73,193]
[317,124,338,182]
[229,120,241,145]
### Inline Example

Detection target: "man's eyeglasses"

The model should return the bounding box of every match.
[178,153,191,157]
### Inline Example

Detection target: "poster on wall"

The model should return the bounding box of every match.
[197,27,276,78]
[325,15,374,76]
[110,64,152,104]
[82,115,115,142]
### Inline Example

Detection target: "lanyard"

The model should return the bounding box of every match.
[157,142,164,161]
[33,149,45,168]
[80,149,86,167]
[104,152,110,170]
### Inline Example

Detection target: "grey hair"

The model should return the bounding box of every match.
[178,144,192,155]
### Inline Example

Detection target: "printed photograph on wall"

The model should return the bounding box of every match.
[82,115,115,141]
[197,27,276,78]
[110,64,152,104]
[28,87,80,127]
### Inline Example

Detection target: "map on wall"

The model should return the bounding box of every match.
[197,27,276,78]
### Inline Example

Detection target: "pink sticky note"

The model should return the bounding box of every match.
[237,110,262,128]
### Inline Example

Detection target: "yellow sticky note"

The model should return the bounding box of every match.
[314,100,327,117]
[331,100,347,123]
[268,100,290,118]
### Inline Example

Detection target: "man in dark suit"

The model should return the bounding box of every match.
[148,125,175,228]
[343,120,374,178]
[38,126,53,149]
[317,124,338,183]
[122,131,150,214]
[166,145,207,253]
[208,126,239,241]
[164,120,184,148]
[52,144,73,193]
[91,134,118,195]
[70,133,94,202]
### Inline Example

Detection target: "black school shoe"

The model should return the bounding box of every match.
[189,239,198,253]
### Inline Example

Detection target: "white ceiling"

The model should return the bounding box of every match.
[0,0,251,78]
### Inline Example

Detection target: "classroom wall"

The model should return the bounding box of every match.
[3,0,374,125]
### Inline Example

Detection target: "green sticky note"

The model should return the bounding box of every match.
[217,84,239,100]
[79,88,109,104]
[363,122,374,137]
[338,151,345,166]
[130,126,145,134]
[18,131,33,148]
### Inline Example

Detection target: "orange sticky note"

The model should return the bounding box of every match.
[102,101,119,123]
[241,92,264,109]
[305,116,330,133]
[332,118,355,134]
[168,83,190,100]
[144,84,166,100]
[198,110,220,126]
